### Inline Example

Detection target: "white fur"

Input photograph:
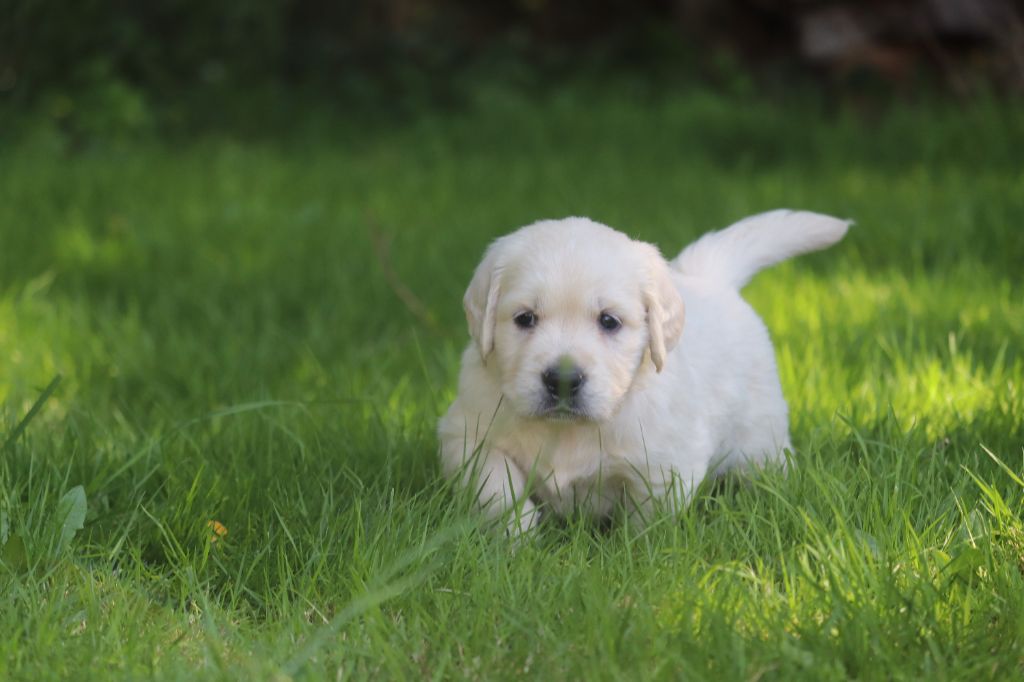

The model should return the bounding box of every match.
[439,210,850,533]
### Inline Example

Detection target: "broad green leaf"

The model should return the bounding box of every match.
[2,534,27,572]
[945,546,986,580]
[57,486,88,553]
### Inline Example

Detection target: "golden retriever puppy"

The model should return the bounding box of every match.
[439,210,850,533]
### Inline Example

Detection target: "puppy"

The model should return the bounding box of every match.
[439,210,849,532]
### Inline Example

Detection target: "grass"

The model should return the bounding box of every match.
[1,83,1023,680]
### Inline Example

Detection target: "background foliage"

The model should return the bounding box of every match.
[4,0,1023,139]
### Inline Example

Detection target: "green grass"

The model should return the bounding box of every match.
[2,85,1023,680]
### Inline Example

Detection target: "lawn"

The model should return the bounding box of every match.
[2,85,1023,680]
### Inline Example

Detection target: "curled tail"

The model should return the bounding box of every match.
[672,209,851,289]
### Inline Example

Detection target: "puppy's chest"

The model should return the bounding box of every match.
[504,428,637,517]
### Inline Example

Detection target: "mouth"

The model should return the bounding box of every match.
[533,400,592,422]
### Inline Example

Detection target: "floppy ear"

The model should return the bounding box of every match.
[642,249,685,373]
[463,242,504,362]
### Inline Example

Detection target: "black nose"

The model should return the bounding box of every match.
[541,365,585,400]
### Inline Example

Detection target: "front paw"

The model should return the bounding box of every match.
[506,498,541,537]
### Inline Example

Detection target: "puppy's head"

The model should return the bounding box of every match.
[464,218,684,422]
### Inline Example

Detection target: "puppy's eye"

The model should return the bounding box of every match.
[598,312,621,332]
[514,311,537,329]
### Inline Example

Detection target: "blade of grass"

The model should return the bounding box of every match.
[2,374,62,451]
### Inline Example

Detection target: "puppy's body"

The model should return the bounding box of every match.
[439,211,849,530]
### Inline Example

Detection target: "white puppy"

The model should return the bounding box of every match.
[439,210,849,532]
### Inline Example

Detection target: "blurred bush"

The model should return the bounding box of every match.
[2,0,1021,132]
[2,1,667,104]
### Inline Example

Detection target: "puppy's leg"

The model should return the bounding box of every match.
[622,463,705,528]
[472,448,540,536]
[441,431,539,535]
